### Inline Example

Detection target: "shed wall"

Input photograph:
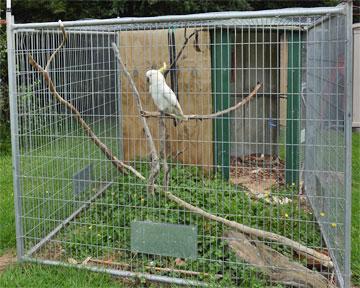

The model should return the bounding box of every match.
[119,29,213,169]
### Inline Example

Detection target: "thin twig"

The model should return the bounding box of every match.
[141,83,262,120]
[163,29,201,78]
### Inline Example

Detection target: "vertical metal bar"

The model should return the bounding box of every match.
[344,2,353,287]
[6,3,24,259]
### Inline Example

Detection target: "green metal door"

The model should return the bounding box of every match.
[286,32,302,185]
[211,29,233,180]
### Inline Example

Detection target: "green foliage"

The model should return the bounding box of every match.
[0,153,14,254]
[352,132,360,286]
[248,0,340,10]
[0,25,10,154]
[10,0,251,23]
[0,263,124,288]
[54,162,319,286]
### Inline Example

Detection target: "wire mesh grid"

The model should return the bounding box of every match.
[8,5,352,288]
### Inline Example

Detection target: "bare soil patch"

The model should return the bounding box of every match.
[0,251,15,273]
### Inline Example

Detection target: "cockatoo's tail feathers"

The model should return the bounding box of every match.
[158,62,167,74]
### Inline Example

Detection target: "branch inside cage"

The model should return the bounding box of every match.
[28,22,333,277]
[140,82,262,120]
[28,30,145,181]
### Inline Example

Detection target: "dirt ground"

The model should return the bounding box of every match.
[229,154,292,204]
[0,251,15,273]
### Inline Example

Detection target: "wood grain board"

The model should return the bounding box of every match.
[118,28,213,170]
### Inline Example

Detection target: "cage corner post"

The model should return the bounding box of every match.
[6,0,25,260]
[285,31,301,186]
[344,1,353,287]
[211,28,234,180]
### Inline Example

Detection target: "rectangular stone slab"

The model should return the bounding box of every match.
[131,221,197,259]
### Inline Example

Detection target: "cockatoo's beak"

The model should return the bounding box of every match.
[158,62,167,74]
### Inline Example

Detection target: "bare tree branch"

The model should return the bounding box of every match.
[45,21,67,71]
[111,43,160,194]
[140,83,262,120]
[28,27,144,180]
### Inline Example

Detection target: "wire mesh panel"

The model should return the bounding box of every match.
[305,13,349,287]
[8,4,352,288]
[14,29,121,256]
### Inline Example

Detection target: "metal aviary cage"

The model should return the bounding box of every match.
[7,3,353,287]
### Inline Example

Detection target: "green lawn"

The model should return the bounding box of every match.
[0,153,15,253]
[351,132,360,285]
[0,132,359,287]
[0,263,126,288]
[0,156,124,285]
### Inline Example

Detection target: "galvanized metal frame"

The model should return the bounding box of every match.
[344,2,353,287]
[10,5,346,30]
[6,1,353,287]
[303,8,353,287]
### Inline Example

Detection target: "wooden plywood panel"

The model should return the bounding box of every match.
[119,29,213,170]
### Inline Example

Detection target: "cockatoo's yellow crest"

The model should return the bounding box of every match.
[158,62,167,74]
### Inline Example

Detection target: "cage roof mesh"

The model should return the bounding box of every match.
[65,13,324,32]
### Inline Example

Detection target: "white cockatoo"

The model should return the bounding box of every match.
[145,63,187,126]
